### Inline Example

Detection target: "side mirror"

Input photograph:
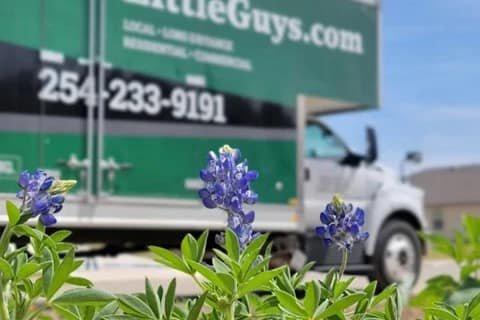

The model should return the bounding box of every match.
[406,151,422,163]
[365,126,378,164]
[400,151,423,182]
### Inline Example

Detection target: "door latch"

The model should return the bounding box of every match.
[99,157,133,196]
[57,154,90,194]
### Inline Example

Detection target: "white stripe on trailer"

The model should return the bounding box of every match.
[39,50,64,64]
[185,74,206,87]
[103,62,113,69]
[78,57,90,65]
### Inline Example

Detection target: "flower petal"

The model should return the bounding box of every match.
[198,188,210,199]
[202,197,217,209]
[40,176,54,191]
[320,212,332,225]
[243,211,255,224]
[315,226,327,237]
[40,214,57,226]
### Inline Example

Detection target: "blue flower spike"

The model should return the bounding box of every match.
[16,170,76,227]
[198,145,259,249]
[315,195,369,251]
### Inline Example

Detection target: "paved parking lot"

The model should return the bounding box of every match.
[74,254,458,296]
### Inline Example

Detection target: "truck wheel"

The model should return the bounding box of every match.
[370,220,422,290]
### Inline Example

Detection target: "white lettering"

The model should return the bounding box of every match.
[270,13,290,45]
[208,0,226,25]
[227,0,250,30]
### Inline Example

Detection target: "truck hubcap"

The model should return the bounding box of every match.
[383,233,416,283]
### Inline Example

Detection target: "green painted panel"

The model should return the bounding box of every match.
[106,0,378,106]
[0,132,86,193]
[0,0,88,58]
[0,131,294,204]
[0,0,378,107]
[104,135,295,203]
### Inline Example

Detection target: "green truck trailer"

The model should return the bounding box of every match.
[1,0,420,286]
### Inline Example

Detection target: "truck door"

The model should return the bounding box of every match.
[304,122,350,227]
[95,0,217,205]
[0,1,93,207]
[303,121,376,228]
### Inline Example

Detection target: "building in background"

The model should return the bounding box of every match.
[410,165,480,237]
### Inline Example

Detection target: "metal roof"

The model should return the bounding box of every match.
[410,165,480,206]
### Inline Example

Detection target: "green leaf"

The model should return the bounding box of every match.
[186,293,207,320]
[13,224,44,241]
[274,289,307,317]
[292,261,316,288]
[421,232,456,259]
[6,200,20,225]
[372,284,397,306]
[212,257,229,273]
[54,288,116,306]
[364,281,377,299]
[225,229,240,262]
[149,246,190,274]
[240,233,268,260]
[424,307,459,320]
[464,215,480,245]
[17,262,42,280]
[187,260,231,294]
[17,213,32,225]
[304,281,320,316]
[385,296,398,320]
[50,230,72,242]
[47,249,76,299]
[243,257,271,280]
[196,230,209,262]
[467,292,480,316]
[145,278,161,318]
[333,277,355,299]
[94,301,120,320]
[65,276,93,288]
[448,287,480,306]
[316,293,365,319]
[238,267,284,297]
[181,234,198,263]
[0,257,14,279]
[51,304,81,320]
[165,279,176,320]
[118,294,156,319]
[217,273,236,295]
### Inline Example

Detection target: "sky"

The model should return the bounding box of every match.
[323,0,480,174]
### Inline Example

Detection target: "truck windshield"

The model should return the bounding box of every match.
[305,124,348,159]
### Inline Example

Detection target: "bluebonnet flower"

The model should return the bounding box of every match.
[17,169,76,226]
[315,195,369,251]
[199,145,259,248]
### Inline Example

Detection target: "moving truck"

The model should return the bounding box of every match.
[0,0,425,287]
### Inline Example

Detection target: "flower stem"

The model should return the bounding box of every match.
[338,249,349,279]
[0,283,9,320]
[225,302,235,320]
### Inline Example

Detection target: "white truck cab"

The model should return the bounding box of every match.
[303,118,426,288]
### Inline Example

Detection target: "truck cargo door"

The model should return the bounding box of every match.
[0,0,94,204]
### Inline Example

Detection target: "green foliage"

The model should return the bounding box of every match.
[423,292,480,320]
[149,229,401,319]
[0,203,95,320]
[0,201,404,319]
[413,215,480,308]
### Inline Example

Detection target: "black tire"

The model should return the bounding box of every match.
[369,220,422,290]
